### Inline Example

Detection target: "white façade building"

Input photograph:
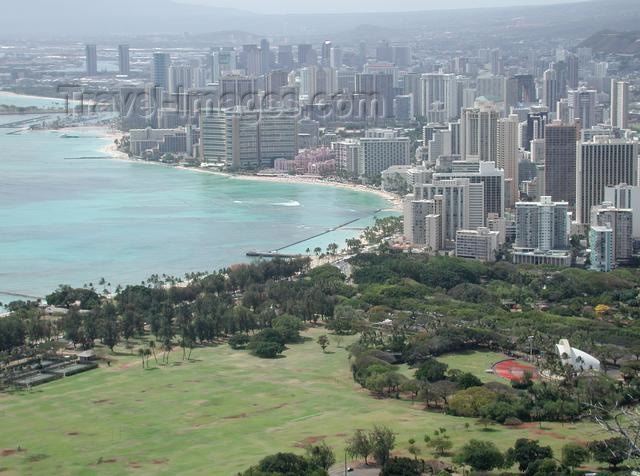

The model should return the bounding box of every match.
[555,339,600,372]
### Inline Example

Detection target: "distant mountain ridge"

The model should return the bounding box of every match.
[579,30,640,54]
[1,0,639,40]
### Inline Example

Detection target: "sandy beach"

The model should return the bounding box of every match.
[90,127,402,211]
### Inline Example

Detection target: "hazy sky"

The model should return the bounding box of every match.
[177,0,588,14]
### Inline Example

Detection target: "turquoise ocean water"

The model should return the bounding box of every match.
[0,94,392,304]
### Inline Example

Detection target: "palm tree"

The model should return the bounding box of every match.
[137,348,146,368]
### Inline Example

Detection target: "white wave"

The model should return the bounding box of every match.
[233,200,243,204]
[272,200,301,207]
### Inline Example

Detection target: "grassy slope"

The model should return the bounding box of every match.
[0,329,606,475]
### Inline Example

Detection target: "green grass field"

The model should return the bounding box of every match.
[436,350,516,383]
[0,329,606,475]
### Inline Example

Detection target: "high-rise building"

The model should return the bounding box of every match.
[515,196,569,251]
[403,195,443,248]
[243,44,261,76]
[455,228,500,262]
[277,45,294,70]
[85,44,98,76]
[321,40,332,66]
[260,39,271,74]
[589,225,614,272]
[414,178,485,244]
[497,114,520,208]
[421,73,459,122]
[604,184,640,238]
[219,75,256,108]
[610,80,630,129]
[433,161,505,218]
[355,72,394,119]
[200,108,297,169]
[118,44,130,75]
[542,68,557,112]
[331,139,361,176]
[297,44,315,66]
[591,203,633,264]
[576,138,639,224]
[544,122,578,206]
[211,49,236,83]
[567,86,597,130]
[168,66,193,95]
[460,99,499,163]
[359,129,411,177]
[152,52,171,91]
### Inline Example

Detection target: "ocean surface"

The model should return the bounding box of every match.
[0,94,392,305]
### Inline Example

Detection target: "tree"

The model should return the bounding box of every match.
[370,425,396,466]
[588,437,628,469]
[506,439,554,472]
[455,440,505,472]
[561,443,589,471]
[317,335,329,353]
[407,438,421,461]
[346,429,373,465]
[455,372,483,390]
[525,458,559,476]
[424,429,453,456]
[380,457,422,476]
[99,304,120,351]
[137,348,146,368]
[251,341,285,359]
[305,442,335,471]
[148,339,158,364]
[247,452,313,475]
[415,358,448,382]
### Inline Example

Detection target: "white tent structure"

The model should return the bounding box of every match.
[556,339,600,372]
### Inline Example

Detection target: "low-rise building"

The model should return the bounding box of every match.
[455,228,500,262]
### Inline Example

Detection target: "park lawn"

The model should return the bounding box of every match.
[0,329,606,476]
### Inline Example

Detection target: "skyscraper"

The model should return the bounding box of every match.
[576,138,639,224]
[497,114,520,208]
[152,52,171,91]
[544,122,578,206]
[85,44,98,76]
[118,44,130,75]
[610,79,630,129]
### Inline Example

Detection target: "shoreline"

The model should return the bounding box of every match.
[92,131,402,211]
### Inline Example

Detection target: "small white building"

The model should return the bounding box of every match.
[555,339,600,372]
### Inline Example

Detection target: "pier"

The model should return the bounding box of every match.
[0,291,43,301]
[246,209,382,258]
[0,115,50,129]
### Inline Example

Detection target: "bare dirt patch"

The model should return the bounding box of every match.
[151,458,168,465]
[223,413,248,420]
[294,435,326,448]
